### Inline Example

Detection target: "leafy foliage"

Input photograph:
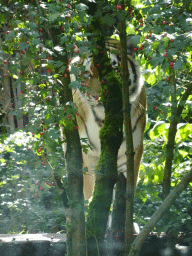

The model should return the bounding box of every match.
[0,0,191,237]
[0,132,65,233]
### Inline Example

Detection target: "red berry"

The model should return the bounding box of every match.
[69,12,72,15]
[78,27,81,30]
[21,50,25,54]
[61,26,64,30]
[67,4,70,7]
[170,62,174,66]
[167,78,170,81]
[35,182,38,185]
[85,43,88,46]
[133,47,138,51]
[39,187,43,190]
[6,31,10,34]
[140,23,143,27]
[66,68,69,72]
[149,57,152,60]
[75,126,78,130]
[20,91,24,94]
[76,112,79,116]
[27,148,31,151]
[168,104,170,107]
[171,39,174,42]
[64,74,68,78]
[51,182,54,186]
[164,53,167,57]
[73,45,76,49]
[39,28,43,32]
[47,69,51,73]
[87,25,90,28]
[76,50,79,53]
[161,111,164,114]
[162,21,166,25]
[68,114,71,120]
[35,193,38,197]
[41,161,45,165]
[26,41,29,44]
[116,5,122,10]
[40,132,44,136]
[68,59,71,62]
[3,60,7,64]
[154,106,157,111]
[87,92,90,95]
[165,49,168,52]
[97,45,99,49]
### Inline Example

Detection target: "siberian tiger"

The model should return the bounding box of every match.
[70,38,147,202]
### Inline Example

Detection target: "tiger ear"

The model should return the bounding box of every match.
[126,34,137,57]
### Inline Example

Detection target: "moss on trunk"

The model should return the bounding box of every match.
[86,70,123,254]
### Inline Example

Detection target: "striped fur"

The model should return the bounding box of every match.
[71,44,147,201]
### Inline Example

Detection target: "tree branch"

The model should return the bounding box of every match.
[128,168,192,256]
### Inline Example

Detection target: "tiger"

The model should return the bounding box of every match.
[70,37,147,202]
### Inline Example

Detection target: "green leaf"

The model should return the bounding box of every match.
[69,80,81,89]
[49,128,59,140]
[174,59,185,70]
[0,14,5,23]
[149,122,169,141]
[176,124,192,142]
[32,39,42,45]
[49,13,60,22]
[71,66,81,77]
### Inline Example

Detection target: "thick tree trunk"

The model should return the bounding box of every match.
[86,69,123,254]
[59,57,86,256]
[46,21,87,254]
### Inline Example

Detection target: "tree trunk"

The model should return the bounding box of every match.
[59,55,86,256]
[118,9,135,256]
[46,21,87,255]
[86,68,123,254]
